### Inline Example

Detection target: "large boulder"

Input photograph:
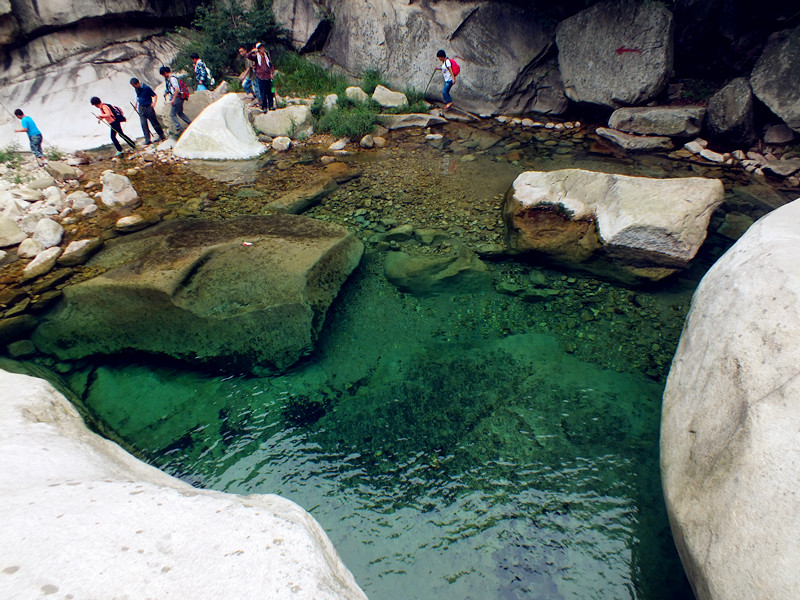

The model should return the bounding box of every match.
[371,85,407,108]
[556,0,674,107]
[173,93,266,160]
[751,26,800,133]
[608,106,705,138]
[154,81,230,131]
[32,215,364,374]
[0,368,367,600]
[705,77,757,145]
[286,0,566,115]
[503,169,724,282]
[661,198,800,600]
[253,104,313,138]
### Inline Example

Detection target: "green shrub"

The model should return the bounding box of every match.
[173,0,287,85]
[361,69,388,95]
[44,146,64,161]
[274,51,346,97]
[0,143,22,169]
[318,103,378,138]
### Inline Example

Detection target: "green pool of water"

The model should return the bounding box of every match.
[54,253,694,599]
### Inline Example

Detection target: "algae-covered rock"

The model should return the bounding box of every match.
[384,249,490,295]
[33,215,364,373]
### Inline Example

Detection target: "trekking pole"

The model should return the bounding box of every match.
[93,113,137,149]
[424,69,437,95]
[130,102,142,116]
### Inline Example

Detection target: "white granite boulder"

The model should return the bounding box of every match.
[66,190,95,210]
[504,169,724,282]
[0,215,27,247]
[253,104,313,139]
[371,85,407,108]
[58,237,103,266]
[21,246,62,280]
[0,369,367,600]
[100,171,140,209]
[17,238,44,258]
[661,198,800,600]
[345,86,368,103]
[173,93,265,160]
[32,217,64,248]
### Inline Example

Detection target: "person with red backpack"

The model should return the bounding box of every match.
[91,96,135,155]
[159,65,192,136]
[436,49,459,110]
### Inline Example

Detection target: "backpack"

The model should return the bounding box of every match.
[449,58,461,77]
[177,78,190,100]
[108,104,126,122]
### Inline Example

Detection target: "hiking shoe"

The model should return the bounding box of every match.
[115,151,123,157]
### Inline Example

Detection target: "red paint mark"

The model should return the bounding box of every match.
[615,46,642,55]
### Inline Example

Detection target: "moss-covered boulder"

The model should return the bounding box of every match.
[32,215,363,374]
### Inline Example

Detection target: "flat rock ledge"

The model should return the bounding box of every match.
[661,198,800,600]
[0,368,367,600]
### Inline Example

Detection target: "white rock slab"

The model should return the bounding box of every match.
[174,93,266,160]
[662,198,800,600]
[0,369,368,600]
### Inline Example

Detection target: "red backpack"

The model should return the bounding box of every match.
[449,58,461,77]
[177,78,190,100]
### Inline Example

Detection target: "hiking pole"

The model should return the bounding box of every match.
[424,69,437,95]
[93,113,137,149]
[130,102,142,116]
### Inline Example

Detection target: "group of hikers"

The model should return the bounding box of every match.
[14,45,458,160]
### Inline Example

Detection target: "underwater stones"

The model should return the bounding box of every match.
[264,177,338,214]
[504,169,724,282]
[661,199,800,600]
[100,171,139,210]
[384,249,490,295]
[173,94,265,160]
[0,369,368,600]
[32,215,364,374]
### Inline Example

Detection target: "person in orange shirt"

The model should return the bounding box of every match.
[91,96,135,156]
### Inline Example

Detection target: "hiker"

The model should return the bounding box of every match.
[238,46,259,104]
[190,53,213,91]
[91,96,135,155]
[247,43,275,112]
[130,77,166,145]
[13,109,46,167]
[159,66,192,136]
[436,49,454,110]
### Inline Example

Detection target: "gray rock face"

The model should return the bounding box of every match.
[556,0,674,107]
[33,215,364,374]
[609,106,705,138]
[706,77,757,145]
[596,127,674,152]
[751,26,800,133]
[285,0,566,115]
[662,198,800,600]
[504,169,724,282]
[1,369,367,600]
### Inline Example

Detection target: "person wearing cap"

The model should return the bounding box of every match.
[130,77,166,145]
[247,43,276,112]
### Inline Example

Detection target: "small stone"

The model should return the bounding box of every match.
[359,135,375,149]
[272,137,291,152]
[329,138,349,151]
[22,246,62,280]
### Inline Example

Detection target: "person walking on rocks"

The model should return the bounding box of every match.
[91,96,135,156]
[238,46,259,104]
[436,49,455,110]
[159,66,192,136]
[190,53,213,91]
[130,78,166,146]
[13,109,46,167]
[247,43,275,112]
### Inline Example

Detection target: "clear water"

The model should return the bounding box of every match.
[25,123,789,599]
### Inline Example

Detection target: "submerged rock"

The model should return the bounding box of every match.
[0,369,367,600]
[384,249,490,295]
[662,198,800,600]
[33,215,364,373]
[503,168,724,282]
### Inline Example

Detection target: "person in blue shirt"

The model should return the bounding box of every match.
[13,109,46,166]
[130,78,166,145]
[190,53,212,91]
